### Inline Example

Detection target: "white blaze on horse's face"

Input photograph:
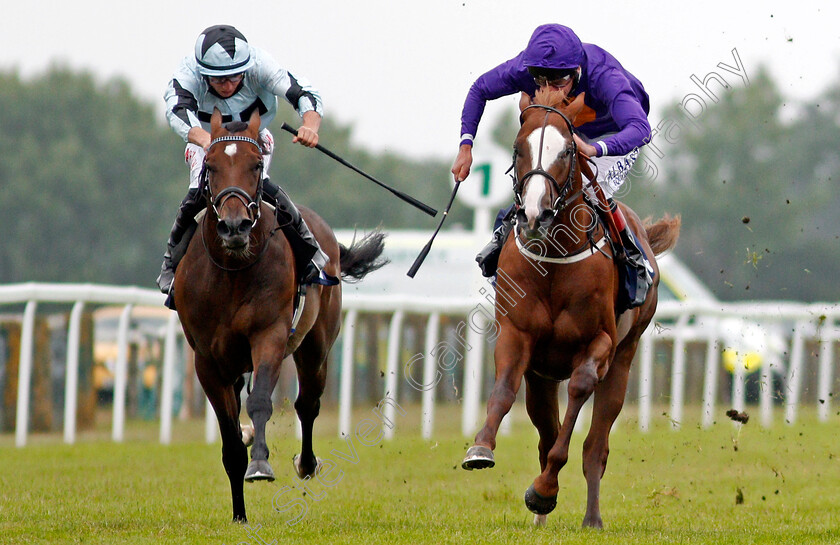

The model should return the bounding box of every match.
[224,143,237,157]
[522,125,568,227]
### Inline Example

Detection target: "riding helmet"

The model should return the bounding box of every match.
[194,25,255,76]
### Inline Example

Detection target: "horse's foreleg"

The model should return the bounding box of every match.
[200,372,249,523]
[580,340,635,529]
[462,327,531,471]
[526,331,612,516]
[245,339,286,482]
[524,372,560,527]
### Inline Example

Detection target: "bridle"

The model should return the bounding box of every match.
[201,135,265,227]
[512,104,581,218]
[198,134,274,272]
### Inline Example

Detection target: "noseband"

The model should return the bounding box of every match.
[512,105,579,217]
[202,135,265,226]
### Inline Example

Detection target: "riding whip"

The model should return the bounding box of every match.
[406,180,461,278]
[280,123,437,217]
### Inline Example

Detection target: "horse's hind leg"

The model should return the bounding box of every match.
[524,371,560,526]
[525,331,612,517]
[462,327,532,470]
[199,367,249,522]
[580,340,635,529]
[291,331,330,479]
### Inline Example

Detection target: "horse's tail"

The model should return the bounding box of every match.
[644,214,681,256]
[339,229,389,283]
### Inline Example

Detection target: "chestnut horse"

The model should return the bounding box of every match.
[174,110,386,522]
[461,91,680,528]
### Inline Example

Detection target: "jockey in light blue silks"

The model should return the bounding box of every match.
[451,23,654,311]
[157,25,329,298]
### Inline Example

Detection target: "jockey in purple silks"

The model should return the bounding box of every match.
[452,23,654,309]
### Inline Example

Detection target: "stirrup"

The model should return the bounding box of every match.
[476,219,513,278]
[302,262,339,287]
[302,262,321,285]
[156,267,174,295]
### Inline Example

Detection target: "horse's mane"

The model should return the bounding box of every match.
[533,87,569,110]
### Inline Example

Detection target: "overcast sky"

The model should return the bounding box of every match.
[2,1,838,160]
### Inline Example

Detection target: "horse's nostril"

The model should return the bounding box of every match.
[237,219,254,235]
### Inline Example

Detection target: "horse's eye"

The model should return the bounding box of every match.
[253,161,264,173]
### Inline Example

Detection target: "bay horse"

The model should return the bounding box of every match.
[174,109,386,522]
[461,90,680,528]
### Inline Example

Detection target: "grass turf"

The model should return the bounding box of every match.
[1,404,839,544]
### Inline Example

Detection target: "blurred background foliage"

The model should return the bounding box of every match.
[0,65,837,302]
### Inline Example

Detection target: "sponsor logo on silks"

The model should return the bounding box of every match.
[605,148,639,193]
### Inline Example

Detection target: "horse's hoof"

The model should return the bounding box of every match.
[232,514,247,524]
[533,514,547,527]
[524,484,557,515]
[240,424,254,447]
[461,445,495,470]
[244,459,275,482]
[292,454,323,479]
[582,515,603,529]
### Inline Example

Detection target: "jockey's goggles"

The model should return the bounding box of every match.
[533,73,574,88]
[208,72,245,85]
[529,67,578,89]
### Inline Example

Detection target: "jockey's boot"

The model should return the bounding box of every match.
[475,206,516,279]
[157,187,204,296]
[607,200,653,311]
[262,178,329,285]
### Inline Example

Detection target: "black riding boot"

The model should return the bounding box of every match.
[157,188,204,296]
[604,199,653,312]
[262,179,329,285]
[475,206,516,278]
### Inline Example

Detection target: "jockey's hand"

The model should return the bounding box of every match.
[188,127,212,150]
[293,125,319,147]
[451,144,473,182]
[293,111,321,148]
[573,134,597,158]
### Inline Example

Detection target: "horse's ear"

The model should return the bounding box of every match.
[247,109,261,134]
[210,108,223,133]
[518,92,532,113]
[563,93,586,124]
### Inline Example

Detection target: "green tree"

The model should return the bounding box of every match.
[626,66,840,302]
[0,67,184,286]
